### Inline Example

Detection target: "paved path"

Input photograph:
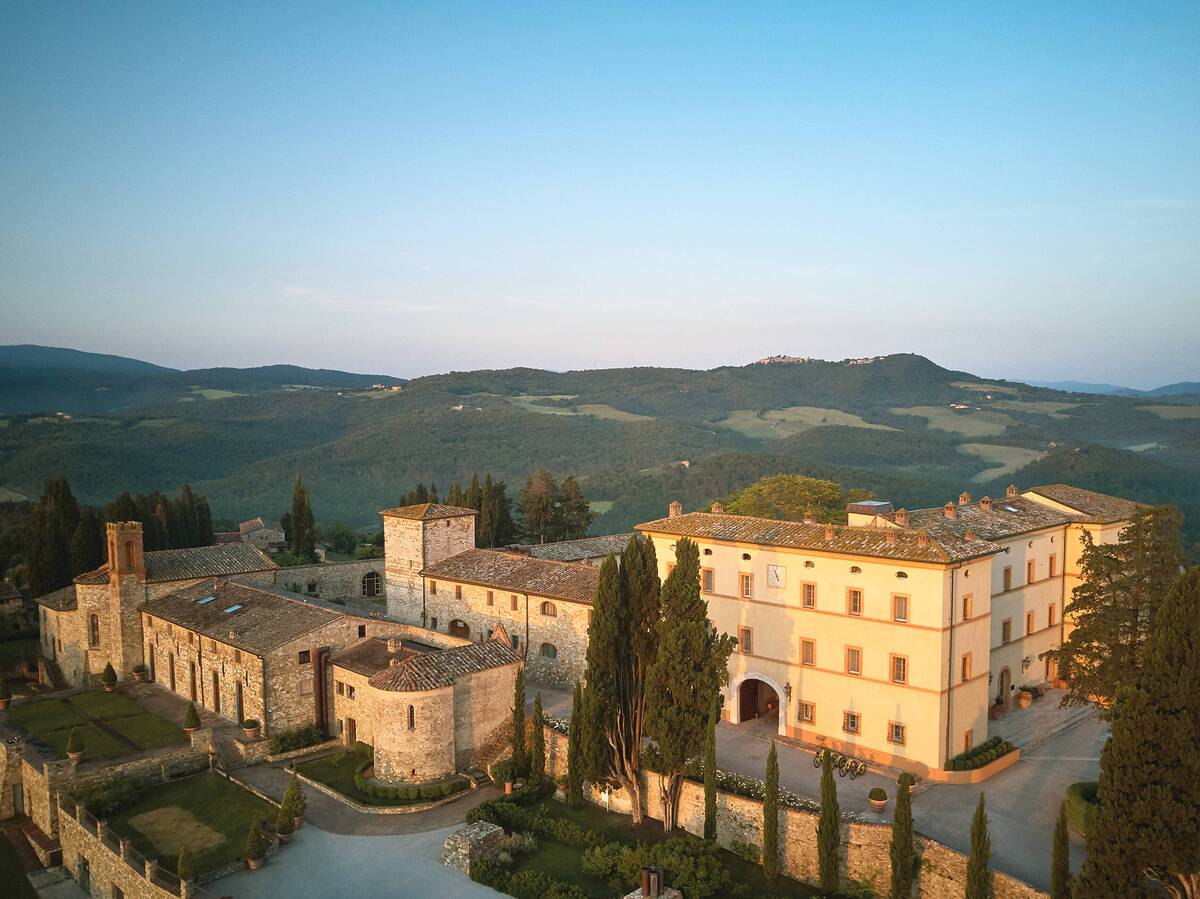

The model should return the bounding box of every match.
[216,823,499,898]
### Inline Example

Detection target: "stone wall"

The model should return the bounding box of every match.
[58,800,181,899]
[541,726,1045,899]
[384,513,476,622]
[274,559,386,605]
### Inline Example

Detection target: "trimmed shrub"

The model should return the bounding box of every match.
[241,719,260,730]
[68,774,142,818]
[243,822,266,861]
[868,787,887,801]
[1064,781,1098,837]
[275,804,294,836]
[66,727,84,755]
[183,702,200,730]
[177,846,197,882]
[282,772,306,819]
[268,723,323,754]
[947,736,1016,770]
[101,663,117,685]
[132,664,146,675]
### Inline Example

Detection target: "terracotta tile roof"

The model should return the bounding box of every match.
[71,543,277,587]
[636,513,1001,564]
[0,579,21,604]
[141,579,343,655]
[379,503,478,521]
[238,517,281,536]
[507,534,633,563]
[212,532,242,544]
[907,495,1078,542]
[366,639,519,692]
[331,636,437,678]
[1023,484,1143,524]
[422,548,601,603]
[35,584,77,611]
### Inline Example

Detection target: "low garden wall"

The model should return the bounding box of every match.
[291,768,472,815]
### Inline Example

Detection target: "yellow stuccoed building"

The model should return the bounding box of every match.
[636,484,1140,778]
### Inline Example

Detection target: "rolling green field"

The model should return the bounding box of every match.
[1137,404,1200,420]
[717,406,894,439]
[958,443,1046,483]
[505,395,654,422]
[892,405,1017,437]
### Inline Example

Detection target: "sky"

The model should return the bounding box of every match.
[1,3,1197,388]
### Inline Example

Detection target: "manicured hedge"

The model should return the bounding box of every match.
[946,735,1016,771]
[350,753,467,802]
[267,723,324,754]
[1065,781,1098,837]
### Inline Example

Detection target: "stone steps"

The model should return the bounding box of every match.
[464,768,490,789]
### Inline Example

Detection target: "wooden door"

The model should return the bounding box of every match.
[346,717,357,746]
[739,679,759,721]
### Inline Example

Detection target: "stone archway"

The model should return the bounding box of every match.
[997,666,1013,707]
[729,671,787,736]
[449,619,470,639]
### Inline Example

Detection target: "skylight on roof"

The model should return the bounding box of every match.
[197,595,216,605]
[1003,505,1020,513]
[223,604,243,613]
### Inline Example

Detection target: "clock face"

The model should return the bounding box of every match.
[767,565,785,589]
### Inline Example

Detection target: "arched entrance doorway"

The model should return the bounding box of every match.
[996,667,1012,706]
[449,619,470,639]
[738,678,780,726]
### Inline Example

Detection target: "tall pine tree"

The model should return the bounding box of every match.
[644,537,733,830]
[703,696,718,841]
[817,751,841,892]
[1051,801,1071,899]
[890,773,917,899]
[1073,567,1200,899]
[965,794,991,899]
[290,476,316,561]
[558,476,593,539]
[519,469,558,543]
[510,665,527,778]
[566,682,585,809]
[28,479,80,597]
[763,741,779,882]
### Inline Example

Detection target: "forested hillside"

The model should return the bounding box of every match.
[1,349,1197,554]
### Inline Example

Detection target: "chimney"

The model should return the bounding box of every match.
[959,491,972,505]
[386,636,402,653]
[803,510,815,524]
[106,521,145,578]
[668,501,683,519]
[917,530,929,547]
[943,502,956,520]
[1007,484,1018,497]
[965,529,976,541]
[894,509,909,526]
[886,530,896,545]
[980,496,992,511]
[710,501,725,514]
[824,525,834,542]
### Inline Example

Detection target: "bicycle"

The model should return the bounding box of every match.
[812,748,868,780]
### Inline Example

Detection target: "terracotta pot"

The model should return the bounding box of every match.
[869,798,887,813]
[184,726,198,735]
[242,727,259,740]
[0,698,10,710]
[103,683,115,693]
[1017,691,1033,709]
[504,781,513,795]
[293,816,303,830]
[245,856,264,870]
[132,671,145,682]
[909,783,917,794]
[277,832,292,845]
[68,750,84,763]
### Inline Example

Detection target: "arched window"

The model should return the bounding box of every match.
[361,571,382,598]
[88,614,100,648]
[540,643,557,659]
[540,601,557,617]
[407,704,415,730]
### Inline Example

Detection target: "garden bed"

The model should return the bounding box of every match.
[296,744,468,807]
[4,690,186,760]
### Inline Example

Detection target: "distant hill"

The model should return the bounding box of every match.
[0,345,405,414]
[1025,378,1200,399]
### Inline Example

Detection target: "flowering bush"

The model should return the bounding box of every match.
[543,714,570,736]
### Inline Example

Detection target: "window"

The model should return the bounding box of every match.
[361,572,381,597]
[455,584,462,600]
[739,573,753,599]
[336,681,344,696]
[234,650,241,663]
[541,601,557,617]
[846,647,862,676]
[430,581,437,595]
[1003,566,1012,591]
[347,685,356,699]
[1002,619,1012,644]
[1048,604,1057,626]
[737,627,753,654]
[887,722,906,745]
[800,639,815,667]
[540,643,557,659]
[407,704,415,730]
[842,711,861,735]
[890,655,908,684]
[358,625,366,638]
[511,635,519,652]
[487,591,494,606]
[188,632,194,644]
[1026,559,1036,585]
[847,589,863,616]
[892,594,909,623]
[1049,554,1058,577]
[961,653,972,684]
[298,650,311,665]
[1026,611,1036,635]
[798,701,815,724]
[88,614,100,648]
[701,568,714,594]
[962,593,973,622]
[510,595,518,611]
[430,617,438,630]
[305,582,317,596]
[802,583,816,609]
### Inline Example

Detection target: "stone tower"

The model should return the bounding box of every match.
[104,521,149,679]
[381,504,477,624]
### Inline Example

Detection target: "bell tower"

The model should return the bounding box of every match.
[107,521,145,577]
[103,521,147,679]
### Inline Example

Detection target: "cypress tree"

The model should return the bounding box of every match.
[530,692,546,781]
[519,469,558,543]
[28,479,80,596]
[511,665,527,777]
[566,682,585,809]
[890,773,917,899]
[763,741,779,882]
[1051,801,1071,899]
[177,846,197,882]
[703,696,717,841]
[69,509,105,574]
[965,794,991,899]
[817,751,840,892]
[478,475,495,547]
[1074,567,1200,898]
[465,473,482,513]
[487,479,517,546]
[446,481,464,508]
[290,477,316,561]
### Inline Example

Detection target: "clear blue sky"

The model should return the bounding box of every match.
[2,2,1197,387]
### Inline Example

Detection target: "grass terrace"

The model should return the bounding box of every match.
[5,689,186,760]
[297,743,469,806]
[0,831,37,899]
[108,771,275,877]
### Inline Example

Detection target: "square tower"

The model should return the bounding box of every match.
[103,521,149,679]
[381,503,477,623]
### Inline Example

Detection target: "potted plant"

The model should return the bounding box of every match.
[66,727,85,762]
[868,787,888,813]
[241,718,260,740]
[177,846,197,884]
[493,759,514,795]
[243,822,266,870]
[275,805,294,845]
[282,772,306,829]
[131,664,147,683]
[899,772,916,795]
[183,701,200,733]
[0,680,11,710]
[101,662,118,693]
[1017,686,1034,709]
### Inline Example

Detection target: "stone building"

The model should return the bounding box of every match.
[141,578,394,736]
[35,522,277,687]
[329,630,519,782]
[0,578,25,617]
[382,503,477,619]
[505,533,633,566]
[237,516,286,553]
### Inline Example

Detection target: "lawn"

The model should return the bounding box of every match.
[108,771,275,876]
[6,690,185,760]
[891,405,1016,437]
[717,406,893,440]
[0,832,37,899]
[297,746,466,806]
[958,443,1045,483]
[505,395,655,423]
